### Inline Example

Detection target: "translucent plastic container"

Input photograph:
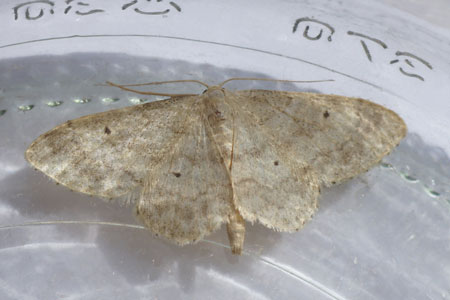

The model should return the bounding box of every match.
[0,0,449,299]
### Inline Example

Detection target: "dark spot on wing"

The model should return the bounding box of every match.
[274,160,279,166]
[172,172,181,178]
[323,111,330,118]
[104,126,111,135]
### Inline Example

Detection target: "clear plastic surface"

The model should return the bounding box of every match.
[0,0,449,299]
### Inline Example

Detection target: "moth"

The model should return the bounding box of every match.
[25,78,407,254]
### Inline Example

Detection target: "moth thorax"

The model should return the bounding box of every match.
[204,89,230,125]
[203,89,233,163]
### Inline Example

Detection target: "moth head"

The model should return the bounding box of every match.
[203,86,226,101]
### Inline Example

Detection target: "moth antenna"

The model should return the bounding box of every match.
[218,77,334,87]
[108,79,210,88]
[105,81,200,97]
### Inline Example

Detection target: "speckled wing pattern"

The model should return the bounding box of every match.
[26,86,407,253]
[234,90,407,187]
[25,96,198,199]
[227,94,320,232]
[135,105,233,245]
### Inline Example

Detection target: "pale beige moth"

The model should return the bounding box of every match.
[25,78,407,254]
